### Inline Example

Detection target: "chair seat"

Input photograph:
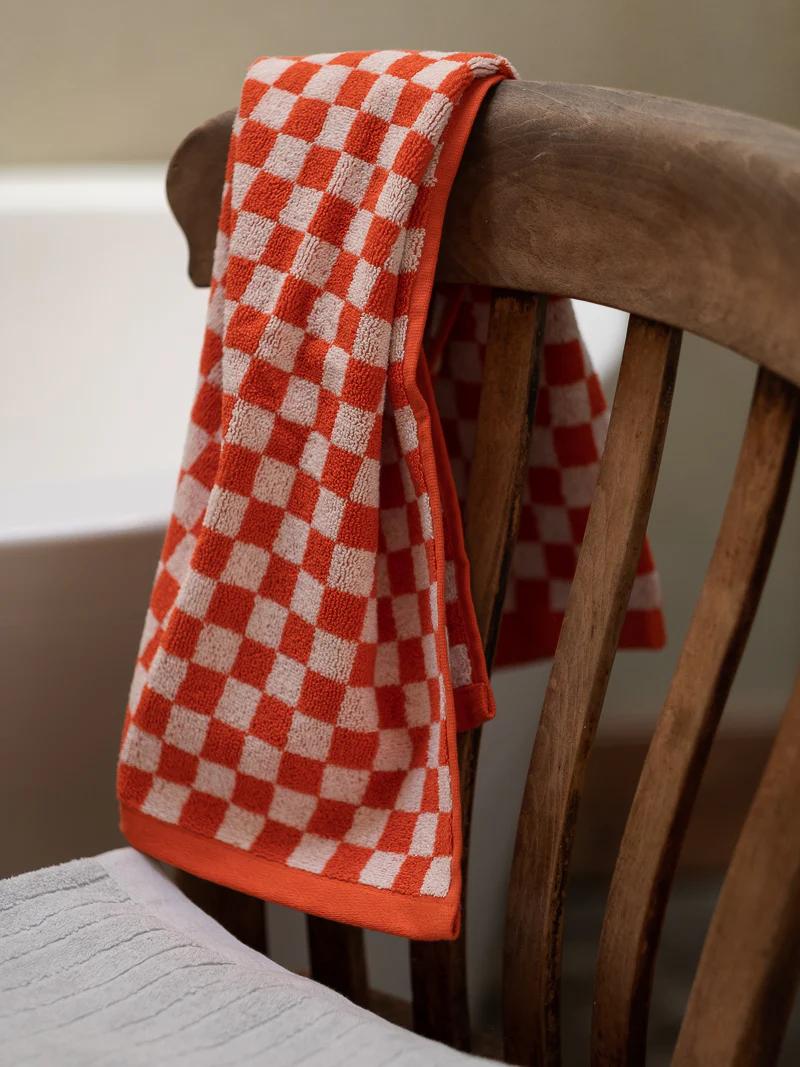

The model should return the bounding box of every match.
[0,849,495,1066]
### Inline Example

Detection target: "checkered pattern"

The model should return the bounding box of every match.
[426,288,665,677]
[119,51,517,913]
[118,51,664,926]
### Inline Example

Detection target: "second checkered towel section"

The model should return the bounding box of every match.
[117,51,665,940]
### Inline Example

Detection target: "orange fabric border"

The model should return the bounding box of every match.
[119,75,505,941]
[122,805,460,940]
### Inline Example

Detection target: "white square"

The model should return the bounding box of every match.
[448,643,472,688]
[249,85,296,128]
[248,56,295,85]
[286,712,334,760]
[252,456,296,507]
[353,314,392,365]
[265,134,312,181]
[358,850,404,890]
[194,759,236,800]
[164,706,209,756]
[287,833,338,874]
[321,346,348,396]
[331,403,375,456]
[216,805,265,849]
[361,74,405,120]
[374,728,412,771]
[246,597,288,647]
[179,572,216,620]
[330,153,376,205]
[317,105,358,150]
[280,185,324,232]
[269,785,317,830]
[227,400,275,453]
[329,544,374,597]
[173,474,208,530]
[266,653,306,706]
[422,633,438,679]
[256,318,305,371]
[395,767,426,812]
[205,488,249,538]
[403,681,431,728]
[320,766,369,804]
[376,125,409,170]
[221,542,270,592]
[351,457,381,507]
[381,506,410,551]
[149,651,189,701]
[193,624,242,673]
[375,642,399,686]
[337,687,379,732]
[274,514,310,564]
[308,630,357,683]
[347,260,381,310]
[303,64,352,102]
[375,171,416,225]
[142,778,189,824]
[239,734,281,782]
[307,291,344,343]
[290,569,324,624]
[231,162,260,211]
[280,378,320,426]
[342,208,373,256]
[420,855,451,897]
[215,677,261,731]
[121,725,161,773]
[412,92,452,139]
[311,487,344,541]
[165,531,196,582]
[345,807,389,848]
[232,212,275,262]
[392,593,422,638]
[538,505,573,544]
[300,431,330,479]
[394,404,418,454]
[411,58,461,88]
[241,264,283,313]
[291,235,341,288]
[410,812,438,856]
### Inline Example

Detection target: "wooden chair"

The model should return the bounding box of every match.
[165,81,800,1065]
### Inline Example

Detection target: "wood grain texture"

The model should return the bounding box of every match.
[306,916,368,1006]
[592,368,800,1067]
[673,673,800,1067]
[166,83,800,387]
[410,291,546,1051]
[503,316,681,1067]
[174,869,267,954]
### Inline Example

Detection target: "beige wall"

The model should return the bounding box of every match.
[2,0,799,164]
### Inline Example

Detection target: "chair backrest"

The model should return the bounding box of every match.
[166,80,800,1066]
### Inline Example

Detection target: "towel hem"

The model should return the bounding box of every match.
[121,805,461,941]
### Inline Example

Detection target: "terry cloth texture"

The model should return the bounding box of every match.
[118,51,665,941]
[0,849,499,1065]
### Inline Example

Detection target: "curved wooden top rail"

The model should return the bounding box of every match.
[167,80,800,387]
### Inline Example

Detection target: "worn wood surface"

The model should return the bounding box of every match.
[410,291,546,1052]
[592,369,800,1066]
[673,673,800,1067]
[166,83,800,388]
[503,316,681,1066]
[174,869,268,954]
[306,916,368,1006]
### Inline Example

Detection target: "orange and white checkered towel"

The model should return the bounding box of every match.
[118,51,664,940]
